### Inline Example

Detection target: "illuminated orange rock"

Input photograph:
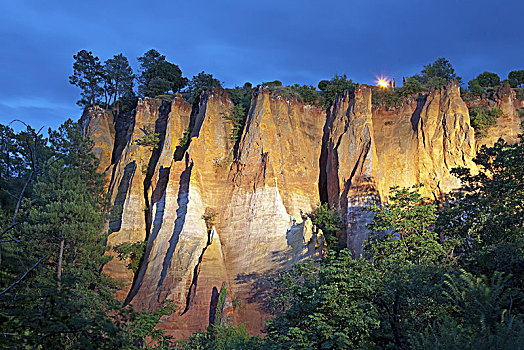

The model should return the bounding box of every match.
[82,82,522,337]
[323,82,477,255]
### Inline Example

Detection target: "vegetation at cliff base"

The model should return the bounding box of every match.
[261,134,524,349]
[0,121,175,349]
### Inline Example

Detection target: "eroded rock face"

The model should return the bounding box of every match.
[80,106,115,177]
[473,84,524,147]
[323,82,476,255]
[83,83,521,337]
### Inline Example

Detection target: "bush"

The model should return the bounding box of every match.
[113,241,146,274]
[202,208,218,231]
[317,74,355,109]
[469,106,500,137]
[399,76,423,96]
[516,87,524,101]
[476,71,501,88]
[468,79,485,98]
[372,87,401,109]
[180,324,263,350]
[137,125,160,149]
[311,203,343,250]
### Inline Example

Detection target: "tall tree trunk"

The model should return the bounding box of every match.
[57,238,64,287]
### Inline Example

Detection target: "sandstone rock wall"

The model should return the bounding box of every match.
[323,82,476,255]
[84,83,522,337]
[468,84,524,147]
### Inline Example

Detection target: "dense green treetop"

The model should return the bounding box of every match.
[475,71,501,87]
[508,69,524,88]
[137,49,187,98]
[317,74,355,108]
[186,71,223,104]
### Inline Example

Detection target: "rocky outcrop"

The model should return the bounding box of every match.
[80,106,115,179]
[323,82,477,255]
[470,84,524,147]
[84,82,521,337]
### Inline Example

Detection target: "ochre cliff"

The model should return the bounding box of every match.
[82,82,523,337]
[322,82,477,255]
[467,83,524,147]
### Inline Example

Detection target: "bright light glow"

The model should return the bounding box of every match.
[377,78,389,88]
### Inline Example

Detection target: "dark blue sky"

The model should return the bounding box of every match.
[1,0,523,130]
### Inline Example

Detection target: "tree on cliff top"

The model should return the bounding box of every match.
[69,50,105,107]
[137,49,188,98]
[406,57,461,91]
[186,71,223,104]
[104,53,135,111]
[317,74,355,109]
[508,70,524,88]
[475,71,501,88]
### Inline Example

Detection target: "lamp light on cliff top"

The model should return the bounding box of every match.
[377,77,389,88]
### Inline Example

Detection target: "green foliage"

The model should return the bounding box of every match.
[186,71,223,104]
[179,324,263,350]
[508,69,524,88]
[222,103,247,144]
[516,87,524,100]
[120,301,176,349]
[265,249,450,349]
[399,76,423,96]
[401,58,461,94]
[223,84,252,148]
[202,208,217,231]
[178,128,191,150]
[311,203,342,250]
[468,105,500,137]
[137,49,187,98]
[137,125,160,149]
[264,83,322,106]
[289,84,321,105]
[69,50,105,107]
[420,57,461,88]
[214,283,228,324]
[317,74,355,109]
[113,241,146,274]
[467,78,485,97]
[476,71,501,87]
[411,270,524,349]
[438,136,524,262]
[262,80,283,88]
[0,120,172,349]
[232,298,242,310]
[104,53,135,110]
[371,86,401,109]
[0,120,121,348]
[364,186,449,265]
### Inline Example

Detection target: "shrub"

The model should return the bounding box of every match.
[467,79,485,98]
[311,203,343,250]
[113,241,146,274]
[516,87,524,101]
[469,106,500,137]
[137,125,160,149]
[372,87,401,109]
[476,71,501,87]
[399,76,423,96]
[317,74,356,109]
[202,208,218,231]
